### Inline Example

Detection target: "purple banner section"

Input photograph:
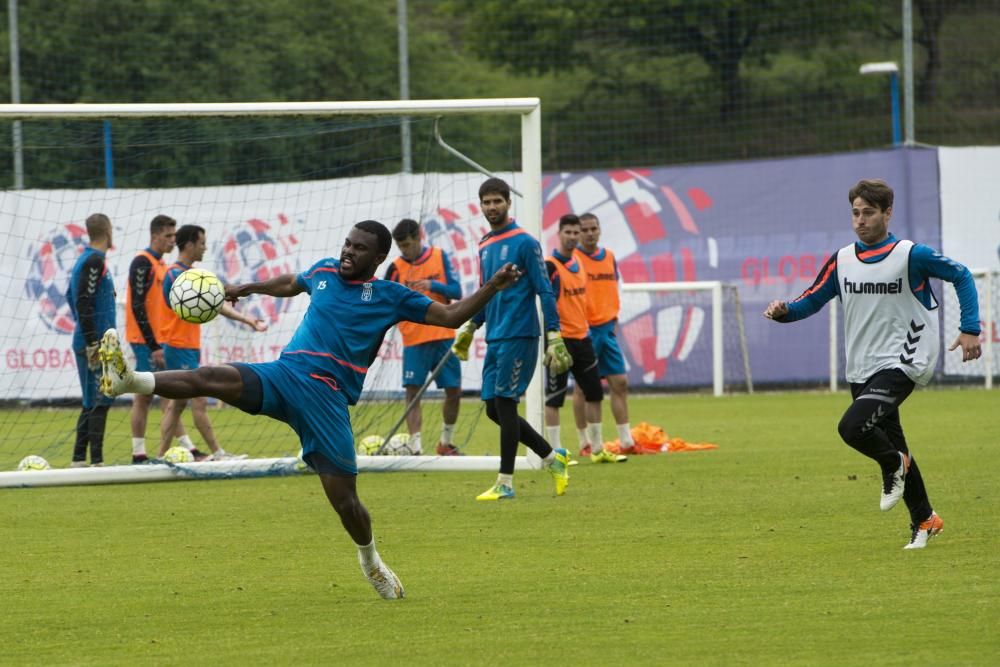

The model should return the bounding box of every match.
[541,147,941,386]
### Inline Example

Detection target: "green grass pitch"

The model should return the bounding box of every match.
[2,388,998,665]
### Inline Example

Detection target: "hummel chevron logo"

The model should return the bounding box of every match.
[902,343,916,355]
[906,332,920,345]
[909,320,925,332]
[899,353,914,364]
[863,405,885,432]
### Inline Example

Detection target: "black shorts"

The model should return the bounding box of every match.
[545,337,603,407]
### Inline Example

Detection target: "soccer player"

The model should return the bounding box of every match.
[66,213,116,467]
[157,224,267,461]
[125,214,181,464]
[764,178,982,550]
[384,219,463,456]
[452,177,573,501]
[98,220,522,599]
[544,214,623,463]
[571,212,636,455]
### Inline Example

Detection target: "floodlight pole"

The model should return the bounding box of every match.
[397,0,412,173]
[859,62,902,146]
[8,0,24,189]
[902,0,916,145]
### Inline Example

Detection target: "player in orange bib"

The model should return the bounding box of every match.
[125,214,183,463]
[158,224,267,460]
[384,219,463,455]
[572,212,636,455]
[545,215,624,463]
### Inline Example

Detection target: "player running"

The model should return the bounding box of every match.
[99,220,522,599]
[764,178,981,550]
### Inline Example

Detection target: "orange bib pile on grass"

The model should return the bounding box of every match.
[604,422,718,454]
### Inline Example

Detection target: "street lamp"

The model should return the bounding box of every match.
[860,61,901,146]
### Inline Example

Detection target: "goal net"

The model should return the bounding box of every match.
[618,282,752,395]
[0,100,546,484]
[940,268,998,388]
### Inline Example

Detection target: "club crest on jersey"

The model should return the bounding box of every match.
[361,282,373,302]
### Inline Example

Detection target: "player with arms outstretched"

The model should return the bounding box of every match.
[452,177,573,501]
[764,179,981,549]
[99,220,522,598]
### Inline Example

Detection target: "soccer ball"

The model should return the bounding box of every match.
[357,435,385,455]
[163,446,195,464]
[17,455,51,471]
[384,433,415,456]
[169,268,226,324]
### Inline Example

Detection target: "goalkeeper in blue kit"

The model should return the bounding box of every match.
[452,178,573,501]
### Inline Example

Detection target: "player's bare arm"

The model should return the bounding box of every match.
[424,262,521,328]
[948,332,982,362]
[763,300,788,320]
[219,303,268,331]
[226,273,304,303]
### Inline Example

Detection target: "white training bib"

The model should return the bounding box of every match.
[837,239,938,385]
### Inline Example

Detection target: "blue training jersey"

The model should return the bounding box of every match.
[471,220,560,341]
[66,246,116,351]
[779,234,981,335]
[285,258,434,404]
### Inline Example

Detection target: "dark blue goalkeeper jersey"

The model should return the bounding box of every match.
[66,246,116,351]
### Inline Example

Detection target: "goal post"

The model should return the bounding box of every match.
[620,281,753,396]
[0,99,549,483]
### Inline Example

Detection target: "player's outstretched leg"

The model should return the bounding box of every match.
[361,556,405,599]
[99,328,136,397]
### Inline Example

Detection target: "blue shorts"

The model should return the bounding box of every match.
[163,344,200,371]
[589,320,627,377]
[131,343,159,372]
[403,339,461,389]
[75,349,113,409]
[236,360,357,476]
[481,337,538,401]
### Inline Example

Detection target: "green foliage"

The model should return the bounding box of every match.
[0,1,998,182]
[2,389,998,665]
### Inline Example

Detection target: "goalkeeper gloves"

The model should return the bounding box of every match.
[451,321,477,361]
[85,342,101,371]
[544,331,573,375]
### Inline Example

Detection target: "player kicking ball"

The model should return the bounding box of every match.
[99,220,521,599]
